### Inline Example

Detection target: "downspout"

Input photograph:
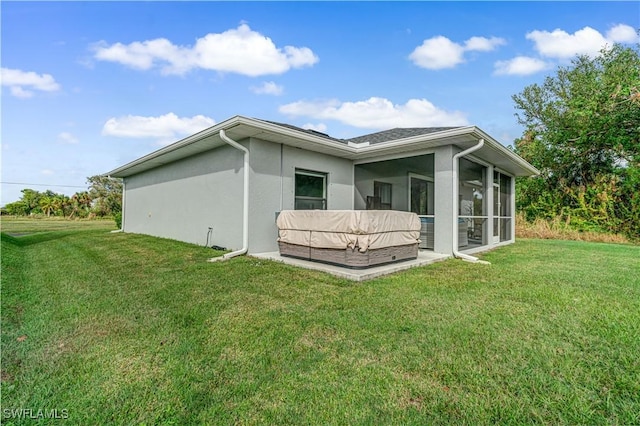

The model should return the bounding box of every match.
[208,129,249,262]
[452,139,490,264]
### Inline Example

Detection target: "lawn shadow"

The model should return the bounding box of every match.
[1,231,74,247]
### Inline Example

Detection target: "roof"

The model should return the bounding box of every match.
[106,115,539,178]
[345,127,461,145]
[260,120,461,146]
[260,120,343,143]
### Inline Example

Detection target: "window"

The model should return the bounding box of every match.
[372,181,392,210]
[295,170,327,210]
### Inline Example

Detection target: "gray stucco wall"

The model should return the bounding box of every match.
[123,144,244,249]
[121,136,515,257]
[246,138,281,254]
[247,138,354,253]
[122,137,355,254]
[433,145,456,255]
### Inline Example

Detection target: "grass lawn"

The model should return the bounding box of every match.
[1,217,116,235]
[2,219,639,424]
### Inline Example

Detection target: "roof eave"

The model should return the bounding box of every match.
[470,127,540,177]
[105,118,538,178]
[354,126,539,177]
[106,116,359,178]
[105,116,243,178]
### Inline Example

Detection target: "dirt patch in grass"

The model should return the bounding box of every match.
[1,369,14,383]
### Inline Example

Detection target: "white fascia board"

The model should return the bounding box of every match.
[105,116,244,177]
[105,117,539,178]
[356,126,477,155]
[105,115,359,178]
[472,127,540,176]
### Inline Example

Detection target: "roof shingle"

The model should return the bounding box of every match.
[258,119,462,145]
[344,127,461,145]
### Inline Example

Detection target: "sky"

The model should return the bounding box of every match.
[1,1,639,205]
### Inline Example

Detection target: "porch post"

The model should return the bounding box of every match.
[433,145,455,255]
[487,165,494,247]
[511,175,516,243]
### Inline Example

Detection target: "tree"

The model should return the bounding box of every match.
[69,191,92,219]
[513,43,640,238]
[20,189,43,215]
[39,196,55,217]
[87,175,122,217]
[3,200,29,216]
[52,194,71,217]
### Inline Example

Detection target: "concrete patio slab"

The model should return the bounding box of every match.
[251,250,451,281]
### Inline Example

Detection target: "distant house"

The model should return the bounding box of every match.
[106,115,538,258]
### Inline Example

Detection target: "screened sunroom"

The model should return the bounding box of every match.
[353,149,516,255]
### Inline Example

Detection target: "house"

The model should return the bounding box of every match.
[106,115,538,260]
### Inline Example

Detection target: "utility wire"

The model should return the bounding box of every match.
[0,181,88,189]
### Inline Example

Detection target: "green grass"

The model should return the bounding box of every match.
[1,217,116,235]
[2,220,639,425]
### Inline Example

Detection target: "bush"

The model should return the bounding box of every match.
[515,212,631,244]
[114,212,122,229]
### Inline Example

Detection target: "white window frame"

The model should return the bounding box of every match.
[294,169,327,210]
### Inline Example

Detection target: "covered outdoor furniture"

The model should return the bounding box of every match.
[276,210,421,268]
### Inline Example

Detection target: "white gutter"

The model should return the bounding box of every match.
[208,129,249,262]
[452,139,491,264]
[107,117,538,179]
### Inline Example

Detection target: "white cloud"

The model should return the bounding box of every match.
[102,113,215,143]
[495,24,637,77]
[58,132,79,144]
[250,81,284,95]
[494,56,551,76]
[302,123,328,133]
[464,36,507,52]
[93,24,319,77]
[410,35,506,69]
[41,169,54,175]
[93,38,185,71]
[410,36,465,69]
[526,24,638,59]
[1,67,61,98]
[280,97,468,129]
[9,86,34,99]
[606,24,639,43]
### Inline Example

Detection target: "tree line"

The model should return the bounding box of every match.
[513,42,639,240]
[2,175,123,220]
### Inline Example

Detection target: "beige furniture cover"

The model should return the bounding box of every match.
[277,210,421,252]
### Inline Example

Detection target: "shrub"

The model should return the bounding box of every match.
[114,212,122,229]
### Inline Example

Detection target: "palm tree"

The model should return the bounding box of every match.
[78,191,93,218]
[56,195,73,217]
[52,195,63,217]
[39,196,55,217]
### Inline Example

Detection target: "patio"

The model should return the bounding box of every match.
[252,250,450,281]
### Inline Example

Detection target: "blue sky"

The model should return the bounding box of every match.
[2,1,639,205]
